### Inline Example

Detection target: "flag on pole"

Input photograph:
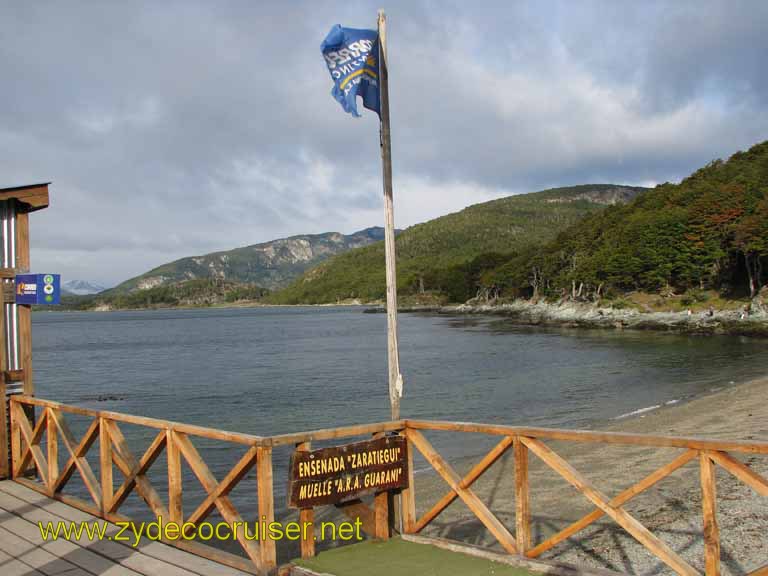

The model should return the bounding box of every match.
[320,25,380,117]
[319,13,403,424]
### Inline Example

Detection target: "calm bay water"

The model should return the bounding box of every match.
[33,306,768,431]
[30,306,768,521]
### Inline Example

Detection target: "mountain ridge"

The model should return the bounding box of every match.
[108,227,391,294]
[62,279,106,296]
[266,184,649,304]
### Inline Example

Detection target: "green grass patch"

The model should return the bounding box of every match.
[295,538,538,576]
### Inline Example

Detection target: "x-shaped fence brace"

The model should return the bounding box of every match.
[404,428,768,576]
[10,397,768,576]
[10,402,275,573]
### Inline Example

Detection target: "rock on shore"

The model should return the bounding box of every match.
[441,300,768,336]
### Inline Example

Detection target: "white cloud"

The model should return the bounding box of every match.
[393,176,511,228]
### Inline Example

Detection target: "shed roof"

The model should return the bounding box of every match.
[0,183,50,212]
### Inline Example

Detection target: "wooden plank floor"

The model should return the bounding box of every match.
[0,480,252,576]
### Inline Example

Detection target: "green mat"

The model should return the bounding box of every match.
[295,538,538,576]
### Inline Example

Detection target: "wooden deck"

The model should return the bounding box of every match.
[0,480,251,576]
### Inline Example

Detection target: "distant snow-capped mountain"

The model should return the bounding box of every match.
[62,280,106,295]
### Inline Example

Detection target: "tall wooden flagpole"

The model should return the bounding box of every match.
[378,10,402,421]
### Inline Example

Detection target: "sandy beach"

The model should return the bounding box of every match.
[409,376,768,575]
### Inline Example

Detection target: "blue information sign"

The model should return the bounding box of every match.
[15,274,61,305]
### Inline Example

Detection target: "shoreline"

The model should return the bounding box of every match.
[58,294,768,339]
[50,300,369,313]
[50,298,768,336]
[402,299,768,337]
[600,373,767,436]
[410,374,768,575]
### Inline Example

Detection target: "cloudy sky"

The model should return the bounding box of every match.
[2,1,767,286]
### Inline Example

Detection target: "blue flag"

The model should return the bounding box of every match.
[321,25,380,117]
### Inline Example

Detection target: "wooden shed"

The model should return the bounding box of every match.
[0,182,50,478]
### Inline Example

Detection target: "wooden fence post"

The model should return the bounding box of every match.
[10,399,20,477]
[374,490,391,540]
[700,451,720,576]
[401,431,417,533]
[372,431,391,540]
[99,417,112,512]
[514,437,531,555]
[47,408,58,494]
[100,417,113,511]
[257,446,277,572]
[296,441,315,558]
[167,428,182,525]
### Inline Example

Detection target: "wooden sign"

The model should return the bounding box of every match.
[288,435,407,508]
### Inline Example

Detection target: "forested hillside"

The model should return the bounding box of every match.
[62,278,269,310]
[477,141,768,302]
[266,185,647,304]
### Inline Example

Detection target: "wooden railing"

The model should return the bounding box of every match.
[8,395,402,574]
[402,420,768,576]
[9,396,277,574]
[9,396,768,576]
